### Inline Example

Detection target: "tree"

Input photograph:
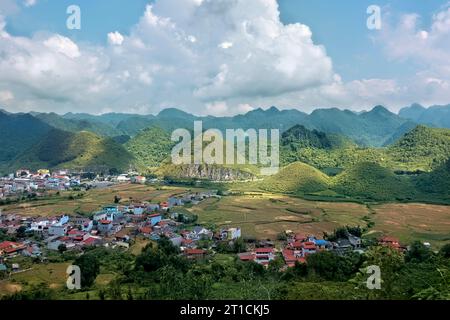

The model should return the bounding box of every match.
[232,238,246,253]
[16,226,27,238]
[439,244,450,259]
[306,251,362,281]
[405,241,433,263]
[73,253,100,288]
[57,243,67,254]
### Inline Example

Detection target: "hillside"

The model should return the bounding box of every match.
[260,162,330,194]
[0,110,53,164]
[125,127,175,168]
[309,106,408,147]
[33,112,122,137]
[387,125,450,171]
[414,159,450,198]
[332,162,417,201]
[399,103,450,129]
[10,129,134,173]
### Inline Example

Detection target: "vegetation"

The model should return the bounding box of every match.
[9,129,135,173]
[3,238,449,300]
[259,162,330,194]
[125,126,175,169]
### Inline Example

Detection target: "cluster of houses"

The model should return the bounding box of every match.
[0,190,225,271]
[238,231,364,268]
[0,169,83,200]
[0,168,165,201]
[0,182,412,274]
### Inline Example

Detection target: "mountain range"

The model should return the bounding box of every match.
[1,104,450,182]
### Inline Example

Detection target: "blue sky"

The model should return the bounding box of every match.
[0,0,449,115]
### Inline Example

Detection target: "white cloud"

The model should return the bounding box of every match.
[0,90,14,102]
[0,0,449,115]
[24,0,36,7]
[0,0,338,115]
[43,35,80,58]
[107,31,124,46]
[219,42,233,49]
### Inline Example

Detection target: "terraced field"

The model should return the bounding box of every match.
[188,192,450,247]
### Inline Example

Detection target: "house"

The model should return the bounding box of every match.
[348,235,361,248]
[97,220,113,234]
[168,197,183,207]
[169,235,183,247]
[140,226,152,236]
[0,241,26,257]
[131,176,146,184]
[130,205,146,215]
[379,236,401,249]
[82,236,102,247]
[48,224,68,237]
[184,248,207,260]
[190,226,213,240]
[221,227,241,240]
[147,204,160,212]
[282,249,306,267]
[159,202,169,210]
[149,213,162,226]
[302,242,317,255]
[238,252,256,262]
[254,247,275,265]
[116,174,129,182]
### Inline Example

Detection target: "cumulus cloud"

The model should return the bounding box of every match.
[24,0,36,7]
[0,0,338,115]
[107,31,124,46]
[0,0,449,115]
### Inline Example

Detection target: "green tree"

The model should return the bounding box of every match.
[57,243,67,254]
[405,241,433,263]
[439,243,450,259]
[74,253,100,289]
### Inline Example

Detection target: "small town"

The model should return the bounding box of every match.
[0,169,408,277]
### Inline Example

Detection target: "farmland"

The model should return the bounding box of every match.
[1,183,449,247]
[187,192,450,247]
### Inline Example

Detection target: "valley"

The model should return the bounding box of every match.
[1,183,448,247]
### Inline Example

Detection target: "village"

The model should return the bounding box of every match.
[0,173,406,276]
[0,168,155,202]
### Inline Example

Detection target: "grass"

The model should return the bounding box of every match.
[187,192,450,247]
[0,183,200,217]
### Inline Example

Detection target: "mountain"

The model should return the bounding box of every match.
[399,104,450,129]
[33,112,122,137]
[10,129,134,173]
[414,159,450,198]
[398,103,427,120]
[309,106,409,147]
[387,125,450,171]
[0,110,53,163]
[7,104,417,148]
[332,162,417,201]
[125,127,175,169]
[260,162,330,194]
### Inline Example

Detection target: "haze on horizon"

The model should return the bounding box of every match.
[0,0,449,116]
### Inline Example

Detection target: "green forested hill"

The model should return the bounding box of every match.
[259,162,330,194]
[0,110,53,164]
[125,127,175,169]
[33,112,122,137]
[399,103,450,129]
[387,125,450,171]
[414,159,450,198]
[10,129,134,173]
[332,162,417,201]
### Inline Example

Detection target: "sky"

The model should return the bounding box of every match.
[0,0,449,116]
